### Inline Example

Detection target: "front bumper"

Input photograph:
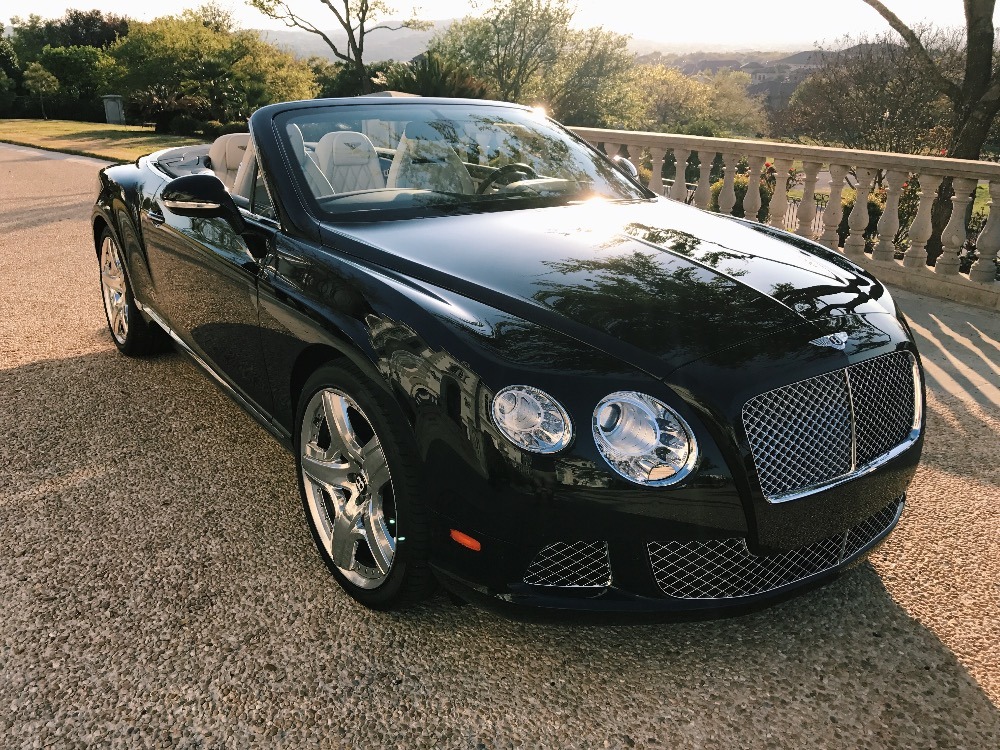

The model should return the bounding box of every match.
[428,492,906,618]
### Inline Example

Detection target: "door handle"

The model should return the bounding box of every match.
[146,209,165,226]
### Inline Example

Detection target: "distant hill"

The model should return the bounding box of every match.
[256,20,811,62]
[257,20,451,62]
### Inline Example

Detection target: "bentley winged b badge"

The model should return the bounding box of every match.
[809,331,850,350]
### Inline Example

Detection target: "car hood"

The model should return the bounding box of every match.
[320,197,894,375]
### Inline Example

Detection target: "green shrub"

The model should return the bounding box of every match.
[218,121,249,135]
[709,174,774,222]
[201,120,224,139]
[169,113,205,136]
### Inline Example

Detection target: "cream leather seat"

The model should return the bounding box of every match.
[288,125,334,197]
[386,122,474,194]
[207,133,251,189]
[315,131,385,193]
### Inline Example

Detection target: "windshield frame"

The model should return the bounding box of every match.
[269,99,655,224]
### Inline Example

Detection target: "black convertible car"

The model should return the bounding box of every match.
[92,97,924,614]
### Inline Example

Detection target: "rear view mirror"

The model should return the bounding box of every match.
[161,174,246,235]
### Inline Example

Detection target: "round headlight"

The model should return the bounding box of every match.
[593,391,697,486]
[492,385,573,454]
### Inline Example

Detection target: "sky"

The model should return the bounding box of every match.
[8,1,987,48]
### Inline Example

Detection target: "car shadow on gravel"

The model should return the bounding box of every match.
[2,349,997,748]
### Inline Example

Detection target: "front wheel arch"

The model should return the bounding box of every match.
[92,215,111,259]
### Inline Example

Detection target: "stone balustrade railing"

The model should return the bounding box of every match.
[571,127,1000,310]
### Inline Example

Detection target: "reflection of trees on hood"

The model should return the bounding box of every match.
[533,251,764,350]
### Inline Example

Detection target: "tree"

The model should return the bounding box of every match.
[705,70,768,137]
[385,53,494,98]
[430,0,641,126]
[634,65,766,137]
[636,65,710,132]
[0,37,19,81]
[109,11,317,129]
[533,26,642,127]
[861,0,1000,160]
[9,10,128,64]
[23,62,59,119]
[861,1,1000,259]
[38,45,115,120]
[780,37,953,155]
[431,0,574,101]
[248,0,428,95]
[46,9,129,49]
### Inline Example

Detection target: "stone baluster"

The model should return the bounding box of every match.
[603,142,620,160]
[628,145,644,177]
[743,155,766,222]
[768,158,794,229]
[969,181,999,283]
[820,164,850,249]
[648,147,666,195]
[718,153,740,216]
[873,170,908,261]
[843,167,878,257]
[693,151,715,209]
[796,161,822,238]
[669,147,691,202]
[903,174,945,268]
[935,177,978,276]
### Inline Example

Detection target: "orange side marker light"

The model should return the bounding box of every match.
[449,529,482,552]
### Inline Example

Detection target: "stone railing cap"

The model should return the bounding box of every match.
[570,127,1000,181]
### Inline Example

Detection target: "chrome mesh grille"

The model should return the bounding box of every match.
[742,370,853,498]
[845,501,900,558]
[648,499,902,599]
[523,541,612,587]
[742,352,917,500]
[849,354,917,466]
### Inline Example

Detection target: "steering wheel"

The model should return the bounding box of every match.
[477,162,538,194]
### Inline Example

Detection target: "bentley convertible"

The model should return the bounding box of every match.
[92,97,924,614]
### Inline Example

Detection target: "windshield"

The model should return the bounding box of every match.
[274,102,649,220]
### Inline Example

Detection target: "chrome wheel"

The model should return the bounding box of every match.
[300,388,398,589]
[100,235,128,344]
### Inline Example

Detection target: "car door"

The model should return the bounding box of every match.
[143,147,276,416]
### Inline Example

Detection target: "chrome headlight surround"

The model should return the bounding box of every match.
[491,385,573,454]
[592,391,698,486]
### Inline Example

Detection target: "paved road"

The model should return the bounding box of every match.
[1,143,998,749]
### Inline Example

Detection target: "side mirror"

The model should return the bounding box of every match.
[612,155,640,181]
[161,174,247,235]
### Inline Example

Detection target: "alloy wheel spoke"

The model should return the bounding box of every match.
[361,438,391,494]
[331,501,363,571]
[102,269,124,293]
[362,498,395,576]
[323,392,364,464]
[301,452,354,490]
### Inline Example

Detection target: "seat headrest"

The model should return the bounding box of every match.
[222,133,250,170]
[316,131,379,168]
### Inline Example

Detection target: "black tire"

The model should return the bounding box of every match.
[295,361,435,610]
[97,228,166,356]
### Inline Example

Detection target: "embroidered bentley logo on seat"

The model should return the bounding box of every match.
[809,332,850,350]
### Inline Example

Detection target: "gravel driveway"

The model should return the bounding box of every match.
[1,143,998,749]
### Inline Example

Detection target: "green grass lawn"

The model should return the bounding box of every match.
[0,119,203,161]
